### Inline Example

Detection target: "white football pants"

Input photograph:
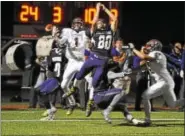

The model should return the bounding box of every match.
[142,79,184,120]
[61,58,92,106]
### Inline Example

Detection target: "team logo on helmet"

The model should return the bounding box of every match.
[145,39,163,52]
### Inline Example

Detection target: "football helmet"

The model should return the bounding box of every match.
[71,17,84,31]
[96,18,107,30]
[145,39,163,52]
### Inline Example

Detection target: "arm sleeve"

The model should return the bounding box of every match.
[111,48,120,57]
[132,56,141,68]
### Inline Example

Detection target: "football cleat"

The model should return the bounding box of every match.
[42,110,49,117]
[85,100,94,117]
[136,119,152,127]
[66,105,75,116]
[131,118,145,126]
[42,107,57,117]
[102,110,112,124]
[40,112,55,121]
[62,87,76,98]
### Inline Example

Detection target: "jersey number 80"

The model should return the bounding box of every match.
[98,35,112,50]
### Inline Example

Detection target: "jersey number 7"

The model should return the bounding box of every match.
[98,35,112,50]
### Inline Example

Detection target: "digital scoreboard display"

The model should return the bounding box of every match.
[13,2,120,37]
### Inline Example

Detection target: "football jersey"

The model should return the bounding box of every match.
[148,51,174,85]
[91,28,114,59]
[50,48,64,78]
[61,28,88,60]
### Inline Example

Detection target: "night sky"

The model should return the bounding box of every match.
[1,1,185,46]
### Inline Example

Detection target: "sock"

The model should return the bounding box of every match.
[143,99,151,120]
[106,106,113,113]
[73,79,79,88]
[89,87,94,100]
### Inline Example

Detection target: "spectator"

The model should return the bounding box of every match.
[179,44,185,111]
[169,42,183,98]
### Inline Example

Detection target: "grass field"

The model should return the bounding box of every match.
[1,109,184,136]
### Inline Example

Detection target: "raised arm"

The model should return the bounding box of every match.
[101,4,118,32]
[133,48,155,61]
[91,3,101,34]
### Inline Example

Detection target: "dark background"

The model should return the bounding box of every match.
[1,1,185,46]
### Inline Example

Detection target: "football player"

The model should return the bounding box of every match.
[71,2,118,117]
[132,39,185,126]
[94,70,142,125]
[35,25,67,120]
[55,17,91,115]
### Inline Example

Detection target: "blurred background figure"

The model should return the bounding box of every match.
[169,42,183,99]
[133,46,155,111]
[179,44,185,111]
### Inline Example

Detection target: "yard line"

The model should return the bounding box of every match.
[1,118,184,122]
[1,111,183,114]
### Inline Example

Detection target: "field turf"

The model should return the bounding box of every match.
[1,109,184,136]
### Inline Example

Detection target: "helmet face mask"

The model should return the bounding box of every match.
[72,18,84,31]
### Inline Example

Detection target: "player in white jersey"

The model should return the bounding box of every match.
[132,39,184,126]
[59,18,90,115]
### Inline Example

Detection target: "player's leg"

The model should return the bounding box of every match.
[35,78,59,120]
[73,58,94,85]
[68,59,94,115]
[65,61,87,115]
[61,60,82,115]
[86,61,107,117]
[101,88,123,123]
[119,104,144,125]
[40,94,56,121]
[62,61,86,98]
[31,71,46,108]
[141,80,165,126]
[37,78,58,117]
[163,85,184,109]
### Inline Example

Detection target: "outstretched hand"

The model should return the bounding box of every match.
[100,3,106,10]
[96,2,101,9]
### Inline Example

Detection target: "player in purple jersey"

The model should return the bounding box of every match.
[66,3,118,117]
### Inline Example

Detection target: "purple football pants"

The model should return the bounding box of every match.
[75,56,108,88]
[94,88,122,105]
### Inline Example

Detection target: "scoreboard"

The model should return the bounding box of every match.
[13,2,120,37]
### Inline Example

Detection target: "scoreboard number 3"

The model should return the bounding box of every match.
[53,6,62,23]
